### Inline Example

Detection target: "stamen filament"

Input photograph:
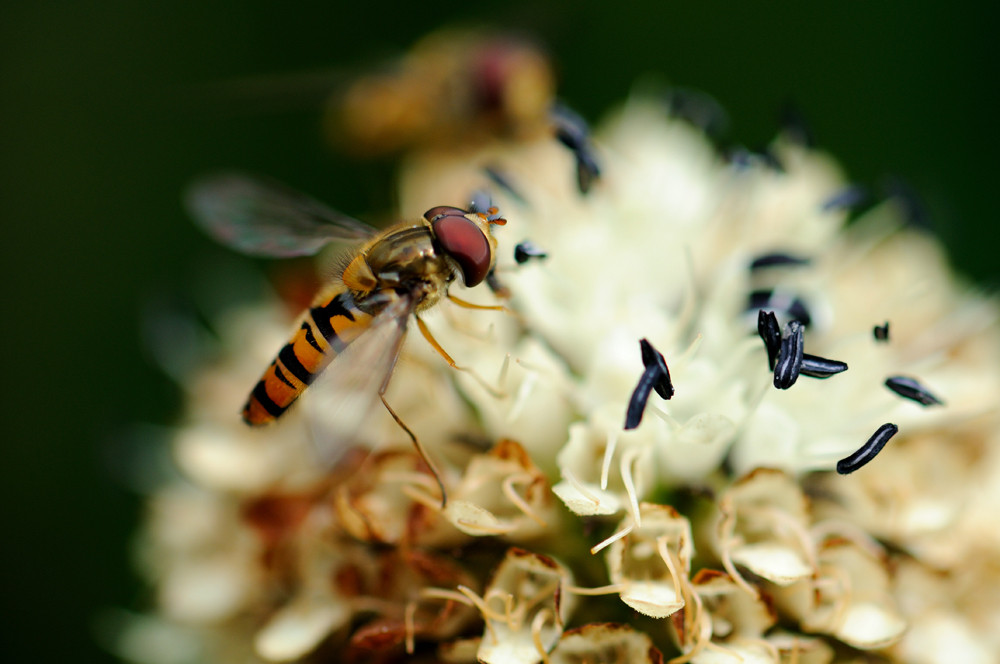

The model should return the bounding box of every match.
[508,371,537,422]
[600,432,618,490]
[563,583,624,596]
[562,468,601,506]
[502,473,547,527]
[530,608,554,664]
[591,522,634,555]
[656,535,685,610]
[717,503,759,598]
[620,448,642,527]
[404,600,416,654]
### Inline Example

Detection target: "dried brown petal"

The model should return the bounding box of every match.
[475,548,574,664]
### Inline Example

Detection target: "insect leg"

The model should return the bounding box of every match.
[447,293,511,314]
[379,393,447,508]
[415,315,506,398]
[377,318,448,508]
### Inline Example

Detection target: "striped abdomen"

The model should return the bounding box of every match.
[243,289,374,425]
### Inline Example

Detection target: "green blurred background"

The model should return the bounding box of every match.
[3,2,997,662]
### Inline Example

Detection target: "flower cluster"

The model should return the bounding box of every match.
[122,34,1000,664]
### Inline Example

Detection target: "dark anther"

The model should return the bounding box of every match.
[482,166,527,206]
[873,321,890,342]
[624,338,674,430]
[749,252,811,271]
[779,101,814,148]
[726,147,754,169]
[664,87,729,139]
[485,270,510,299]
[883,176,932,231]
[757,310,781,371]
[821,185,868,212]
[773,321,804,389]
[551,103,589,149]
[885,376,944,407]
[747,289,812,326]
[836,423,898,474]
[759,311,844,383]
[799,354,848,378]
[756,146,784,172]
[514,241,548,264]
[726,145,784,172]
[785,299,812,327]
[574,148,601,194]
[551,103,601,194]
[639,339,674,400]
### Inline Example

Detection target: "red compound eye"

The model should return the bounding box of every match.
[431,213,492,287]
[423,206,469,222]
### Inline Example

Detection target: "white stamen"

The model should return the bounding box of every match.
[591,522,634,555]
[507,370,537,422]
[562,468,601,506]
[600,431,618,490]
[656,535,685,614]
[502,473,547,527]
[531,608,554,664]
[620,447,642,527]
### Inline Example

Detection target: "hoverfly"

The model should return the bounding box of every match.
[185,174,507,501]
[330,29,555,156]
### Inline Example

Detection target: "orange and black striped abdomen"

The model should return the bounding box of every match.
[243,290,374,425]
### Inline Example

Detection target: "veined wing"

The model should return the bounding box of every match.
[185,172,377,257]
[301,291,414,466]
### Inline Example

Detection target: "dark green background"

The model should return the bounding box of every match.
[3,2,997,662]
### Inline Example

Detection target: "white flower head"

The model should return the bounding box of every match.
[125,31,1000,664]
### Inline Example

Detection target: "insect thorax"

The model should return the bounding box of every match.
[343,225,455,311]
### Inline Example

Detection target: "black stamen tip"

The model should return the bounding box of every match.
[575,149,601,194]
[786,299,812,327]
[757,310,781,371]
[551,103,600,194]
[821,184,868,212]
[639,338,674,399]
[551,103,589,150]
[883,176,932,231]
[514,241,548,264]
[485,270,510,298]
[773,321,804,389]
[873,321,890,342]
[625,339,674,430]
[747,289,812,327]
[748,252,811,271]
[624,370,655,430]
[885,376,944,407]
[779,101,814,148]
[800,353,848,379]
[482,166,527,206]
[757,147,785,172]
[664,87,730,138]
[837,423,898,474]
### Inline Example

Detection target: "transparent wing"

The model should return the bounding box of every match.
[301,292,414,466]
[184,172,377,257]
